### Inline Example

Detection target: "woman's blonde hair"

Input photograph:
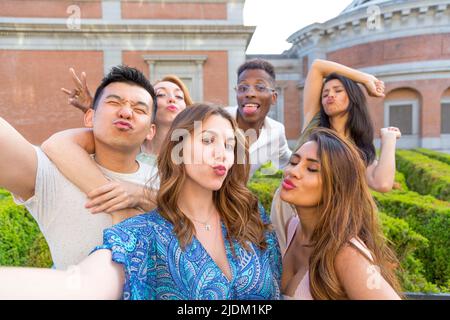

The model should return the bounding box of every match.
[154,74,194,106]
[156,103,269,250]
[304,128,402,299]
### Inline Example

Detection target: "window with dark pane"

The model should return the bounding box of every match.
[389,104,413,135]
[268,88,282,122]
[441,103,450,134]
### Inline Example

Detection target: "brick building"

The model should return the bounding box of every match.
[2,0,450,150]
[0,0,253,144]
[258,0,450,150]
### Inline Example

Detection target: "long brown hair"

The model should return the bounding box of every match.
[156,103,268,250]
[305,128,402,299]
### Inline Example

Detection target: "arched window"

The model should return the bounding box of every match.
[384,88,421,148]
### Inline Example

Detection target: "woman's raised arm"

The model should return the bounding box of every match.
[303,59,384,130]
[366,127,401,193]
[41,129,155,220]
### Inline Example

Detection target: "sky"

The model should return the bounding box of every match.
[244,0,354,54]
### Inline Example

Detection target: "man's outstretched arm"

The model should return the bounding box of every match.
[0,117,37,200]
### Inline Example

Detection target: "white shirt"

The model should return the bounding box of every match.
[13,147,158,269]
[225,106,292,178]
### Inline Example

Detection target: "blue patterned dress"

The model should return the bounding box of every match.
[93,205,282,300]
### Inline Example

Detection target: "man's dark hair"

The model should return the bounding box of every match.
[92,65,157,122]
[237,59,276,83]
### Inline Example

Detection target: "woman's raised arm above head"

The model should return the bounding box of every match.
[303,59,384,131]
[41,128,155,220]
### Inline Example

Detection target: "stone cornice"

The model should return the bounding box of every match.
[287,0,450,54]
[0,22,255,36]
[143,54,208,63]
[296,59,450,87]
[121,0,238,3]
[359,59,450,77]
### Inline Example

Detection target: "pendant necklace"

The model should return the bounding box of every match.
[187,209,215,231]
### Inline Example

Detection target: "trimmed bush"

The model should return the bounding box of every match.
[251,161,283,180]
[413,148,450,166]
[0,189,10,200]
[373,190,450,286]
[248,177,281,214]
[396,150,450,201]
[398,255,444,293]
[379,212,445,293]
[393,171,409,192]
[26,232,52,268]
[379,212,428,261]
[0,192,52,267]
[248,161,283,214]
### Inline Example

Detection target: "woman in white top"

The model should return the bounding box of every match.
[279,128,402,300]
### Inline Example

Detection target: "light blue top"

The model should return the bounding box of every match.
[93,205,281,300]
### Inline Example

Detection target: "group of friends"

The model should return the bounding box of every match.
[0,58,402,300]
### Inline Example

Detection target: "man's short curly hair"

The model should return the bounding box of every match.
[237,59,276,83]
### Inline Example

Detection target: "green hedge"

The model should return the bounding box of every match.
[398,255,446,293]
[373,190,450,287]
[396,150,450,201]
[26,232,52,267]
[379,212,444,293]
[379,212,428,261]
[413,148,450,166]
[0,189,10,200]
[248,177,281,214]
[393,171,409,192]
[251,162,283,180]
[248,161,283,214]
[0,193,52,267]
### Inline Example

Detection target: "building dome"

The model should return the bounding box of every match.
[341,0,391,14]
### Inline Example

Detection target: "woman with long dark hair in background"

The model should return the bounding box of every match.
[271,60,401,251]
